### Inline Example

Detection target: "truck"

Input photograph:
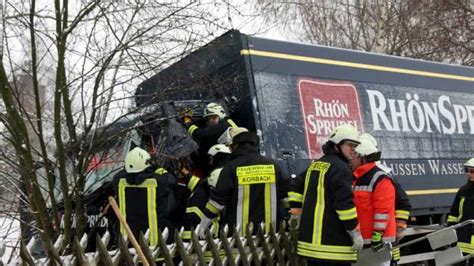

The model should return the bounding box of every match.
[20,30,473,263]
[134,29,474,224]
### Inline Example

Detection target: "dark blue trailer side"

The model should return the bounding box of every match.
[136,30,474,219]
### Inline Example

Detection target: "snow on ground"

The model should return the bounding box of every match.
[0,216,20,264]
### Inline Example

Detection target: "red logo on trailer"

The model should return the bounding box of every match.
[298,79,364,159]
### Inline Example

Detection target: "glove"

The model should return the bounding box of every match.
[396,219,407,243]
[288,208,302,230]
[371,231,385,252]
[396,228,406,243]
[183,113,192,124]
[197,215,212,239]
[347,228,364,252]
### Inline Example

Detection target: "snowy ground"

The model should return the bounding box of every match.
[0,216,20,264]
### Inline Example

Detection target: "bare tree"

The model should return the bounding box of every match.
[0,0,240,260]
[255,0,473,65]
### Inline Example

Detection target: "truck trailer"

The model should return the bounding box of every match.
[135,29,474,223]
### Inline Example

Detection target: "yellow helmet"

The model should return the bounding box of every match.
[125,147,151,173]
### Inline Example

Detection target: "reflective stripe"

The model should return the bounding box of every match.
[298,241,355,253]
[271,183,277,226]
[297,242,356,261]
[242,185,250,234]
[237,185,243,233]
[336,207,357,221]
[155,168,168,175]
[447,215,458,223]
[187,175,200,191]
[374,213,389,220]
[118,178,159,246]
[208,199,224,210]
[182,231,191,240]
[395,210,410,220]
[311,161,330,244]
[459,197,465,221]
[118,179,127,236]
[353,171,388,192]
[186,206,204,219]
[459,242,474,254]
[147,183,158,246]
[227,119,238,128]
[188,124,198,135]
[392,247,401,260]
[288,192,303,203]
[264,183,271,234]
[374,222,388,230]
[206,201,222,215]
[297,248,357,261]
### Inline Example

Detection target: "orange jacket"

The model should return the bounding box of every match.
[353,162,396,243]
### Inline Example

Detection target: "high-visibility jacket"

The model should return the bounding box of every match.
[112,167,177,246]
[353,162,396,244]
[448,180,474,254]
[202,144,289,235]
[289,147,359,263]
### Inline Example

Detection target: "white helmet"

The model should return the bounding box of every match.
[229,127,249,145]
[359,133,378,147]
[465,158,474,169]
[208,144,231,156]
[328,124,360,145]
[355,134,380,157]
[125,147,151,173]
[204,102,226,119]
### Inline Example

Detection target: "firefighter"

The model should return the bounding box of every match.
[288,124,363,265]
[198,127,289,237]
[184,102,237,174]
[111,147,178,246]
[448,157,474,263]
[358,133,411,263]
[181,144,231,240]
[352,134,396,266]
[359,133,412,239]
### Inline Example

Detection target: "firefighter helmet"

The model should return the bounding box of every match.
[328,124,360,145]
[204,102,226,119]
[208,144,231,156]
[465,158,474,169]
[125,147,151,173]
[359,133,378,147]
[355,133,379,156]
[229,127,249,144]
